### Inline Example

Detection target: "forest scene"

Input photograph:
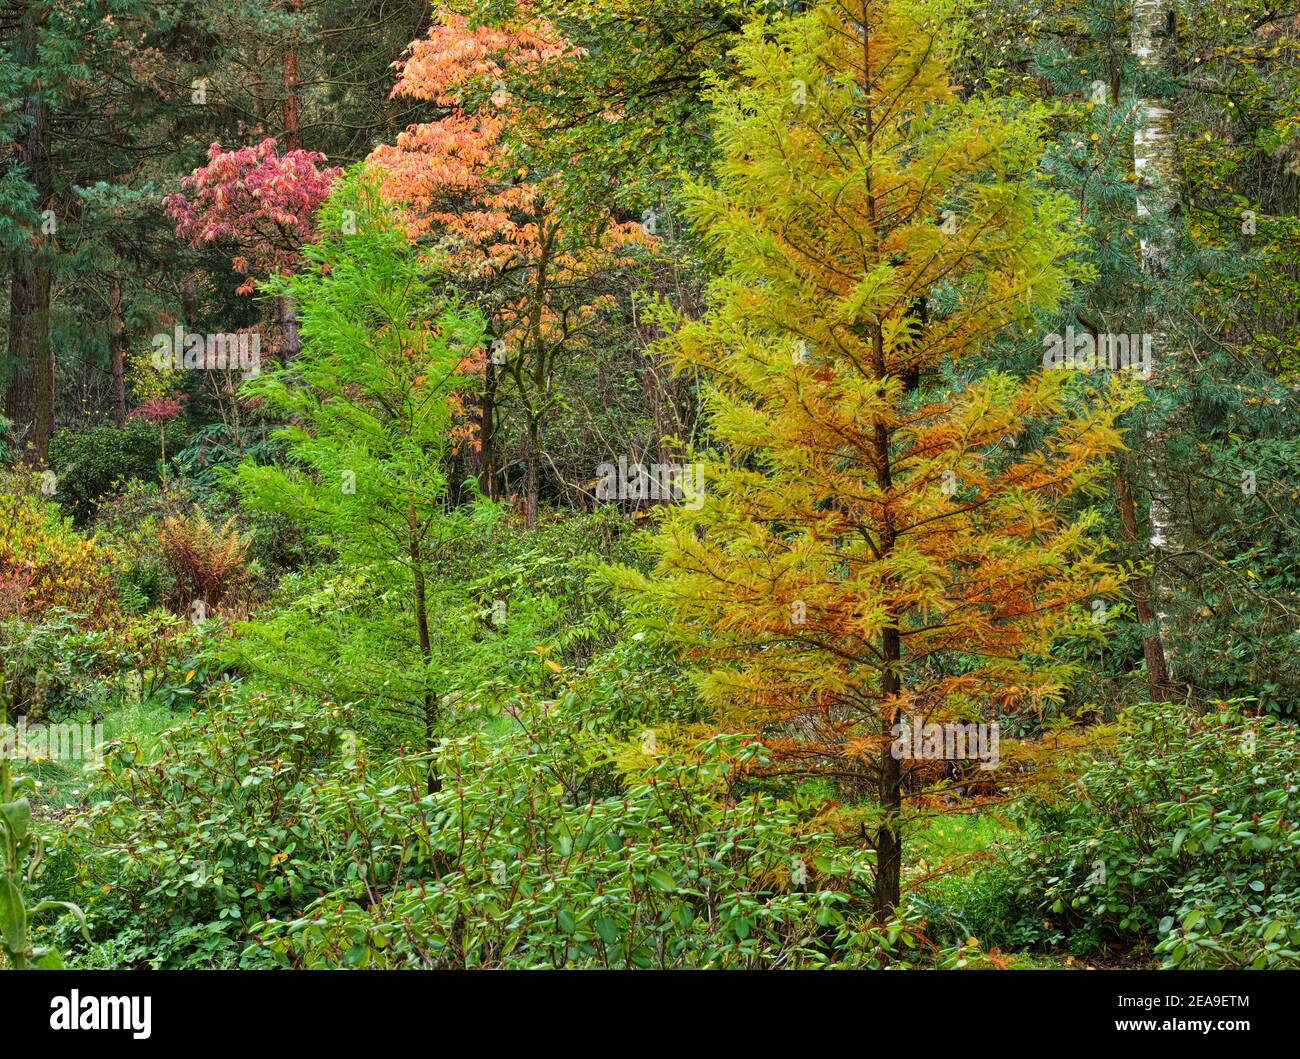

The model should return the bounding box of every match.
[1,0,1298,985]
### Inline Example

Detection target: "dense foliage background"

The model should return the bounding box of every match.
[1,0,1297,970]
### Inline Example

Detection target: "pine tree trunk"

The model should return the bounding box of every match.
[1132,0,1181,687]
[4,7,54,466]
[5,261,53,466]
[109,271,127,428]
[280,0,303,150]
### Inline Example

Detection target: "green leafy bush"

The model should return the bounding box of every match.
[55,687,923,969]
[1,694,89,968]
[1,608,212,722]
[49,421,189,524]
[255,697,916,969]
[58,690,355,968]
[986,702,1300,968]
[571,625,707,732]
[172,423,282,495]
[1,610,108,719]
[456,508,642,668]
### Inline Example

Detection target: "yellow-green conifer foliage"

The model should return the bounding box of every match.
[614,0,1137,914]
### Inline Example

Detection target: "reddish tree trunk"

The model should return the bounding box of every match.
[109,271,127,428]
[280,0,303,150]
[4,12,54,465]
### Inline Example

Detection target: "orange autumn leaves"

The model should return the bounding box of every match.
[366,7,550,262]
[366,6,648,290]
[363,5,653,508]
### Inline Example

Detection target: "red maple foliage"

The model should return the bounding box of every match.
[128,396,186,423]
[165,137,342,296]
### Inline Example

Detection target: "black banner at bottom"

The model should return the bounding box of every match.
[2,968,1292,1046]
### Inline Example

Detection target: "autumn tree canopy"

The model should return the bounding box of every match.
[367,6,650,522]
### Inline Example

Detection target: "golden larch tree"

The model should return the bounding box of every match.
[613,0,1137,915]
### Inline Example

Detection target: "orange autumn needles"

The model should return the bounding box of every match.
[611,0,1137,915]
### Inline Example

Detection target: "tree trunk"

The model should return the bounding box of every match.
[5,262,53,466]
[1114,466,1172,700]
[872,348,903,918]
[250,40,266,128]
[4,8,54,466]
[860,0,903,920]
[408,500,440,795]
[272,8,302,367]
[280,0,303,150]
[517,223,554,528]
[874,627,904,919]
[277,294,300,362]
[109,271,127,427]
[478,360,498,500]
[182,273,200,325]
[524,422,539,528]
[1132,0,1181,684]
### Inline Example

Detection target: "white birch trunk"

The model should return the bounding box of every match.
[1132,0,1180,676]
